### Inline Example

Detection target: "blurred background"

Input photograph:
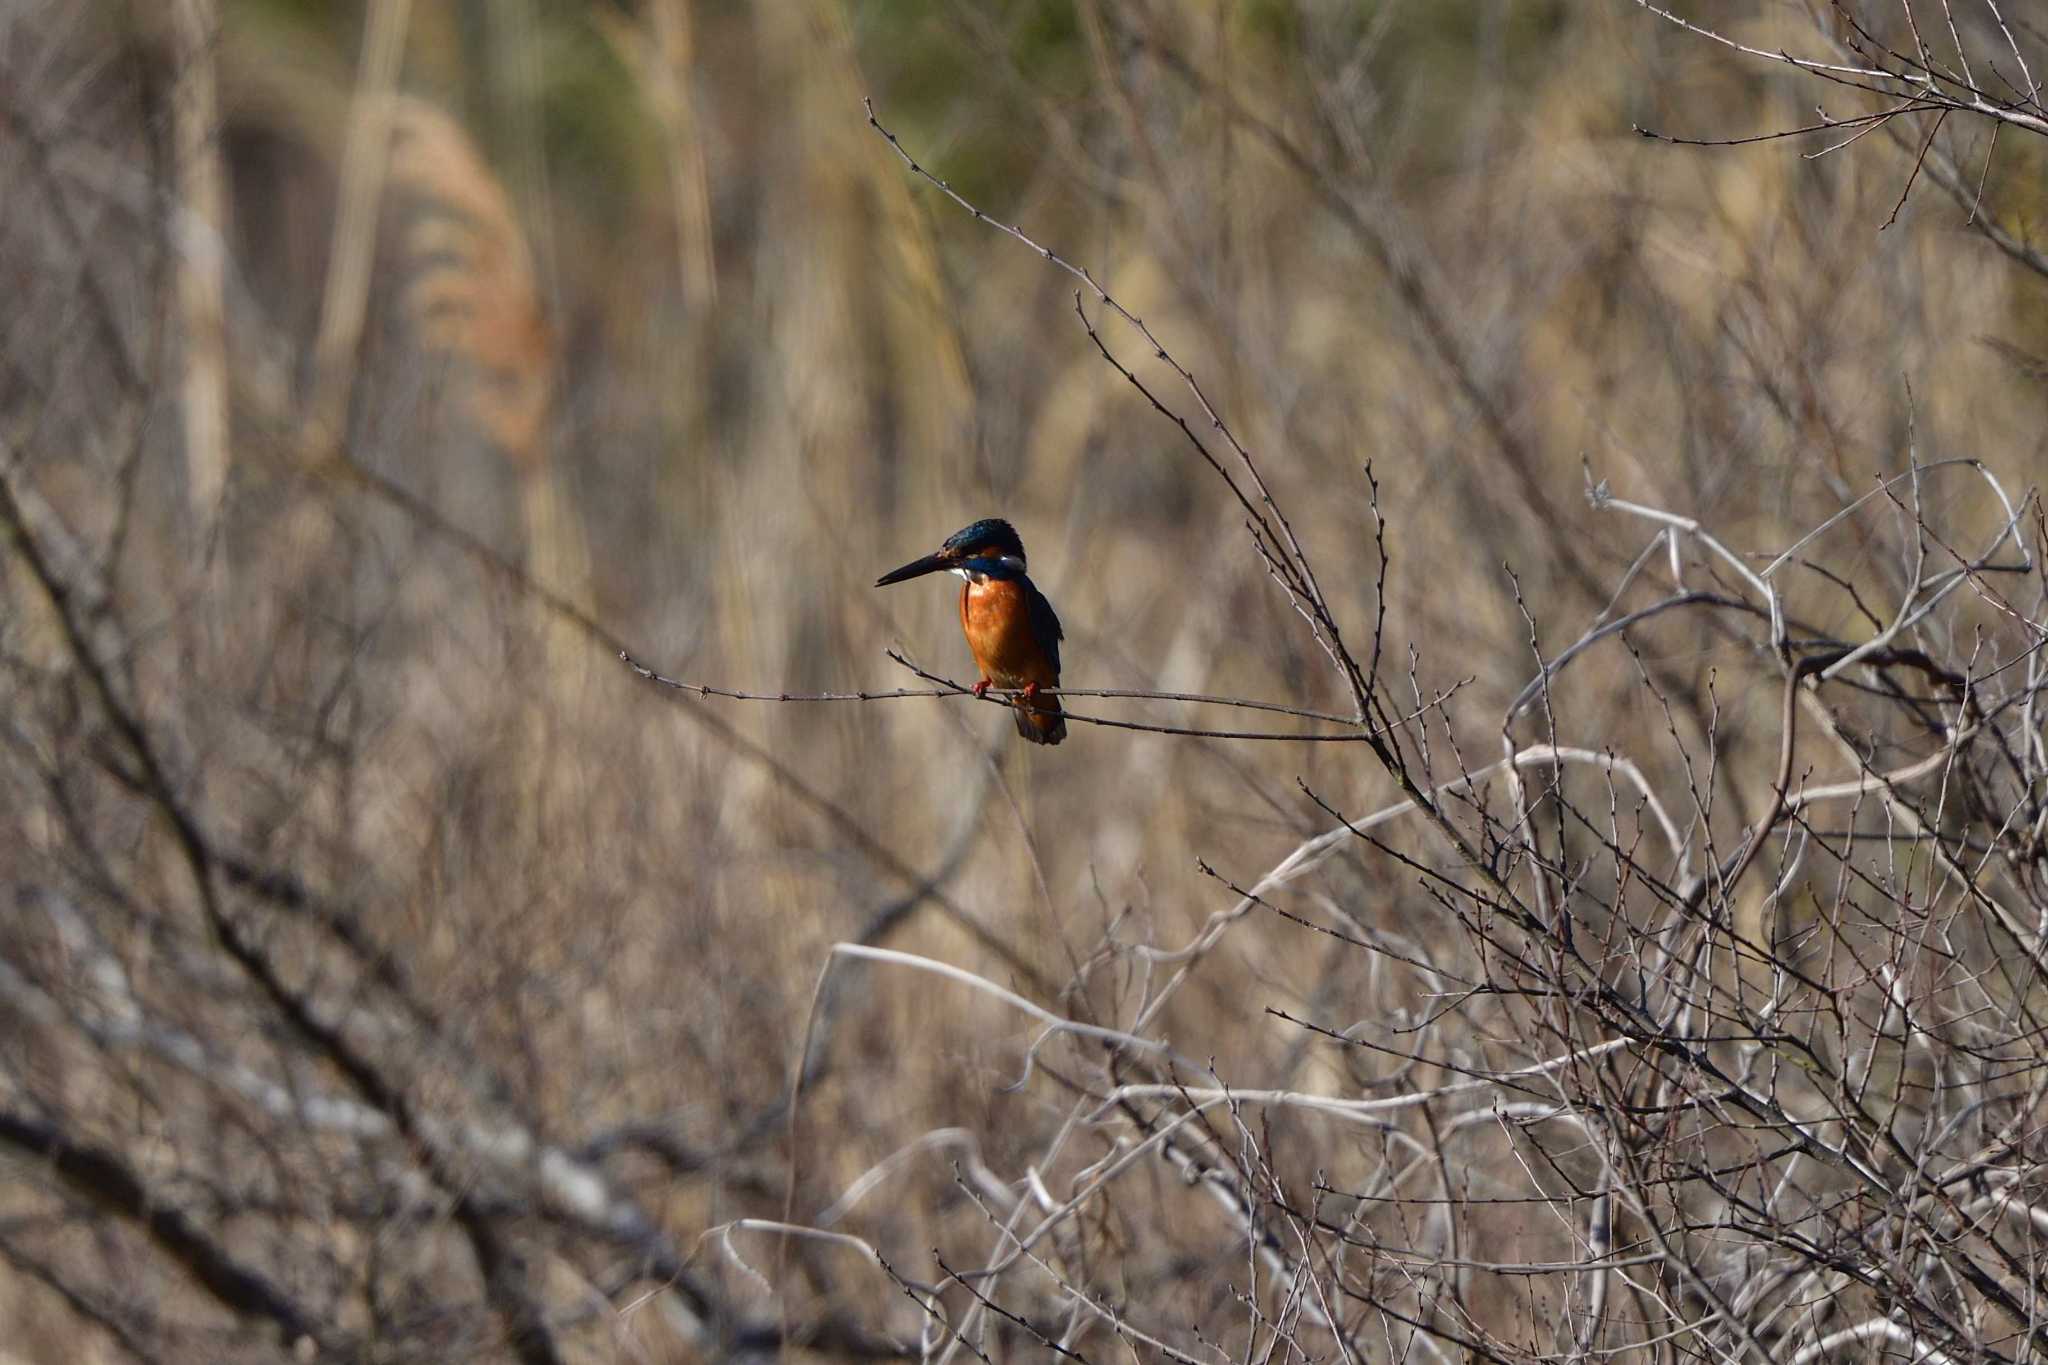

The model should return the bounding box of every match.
[3,1,2046,1361]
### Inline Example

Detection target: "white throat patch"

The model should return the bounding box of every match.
[954,555,1025,587]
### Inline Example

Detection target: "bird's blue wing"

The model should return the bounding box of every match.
[1028,579,1064,677]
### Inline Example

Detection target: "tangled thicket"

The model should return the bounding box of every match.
[4,2,2048,1362]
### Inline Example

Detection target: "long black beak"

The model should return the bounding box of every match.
[875,551,951,587]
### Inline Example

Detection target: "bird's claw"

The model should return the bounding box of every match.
[971,679,992,698]
[1021,682,1040,700]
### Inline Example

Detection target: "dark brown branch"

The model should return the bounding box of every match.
[1632,100,1945,149]
[881,651,1467,744]
[621,647,1365,723]
[0,1110,323,1352]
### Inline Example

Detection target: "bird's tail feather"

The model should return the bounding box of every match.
[1013,700,1066,746]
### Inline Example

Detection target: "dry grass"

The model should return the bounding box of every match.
[3,1,2048,1361]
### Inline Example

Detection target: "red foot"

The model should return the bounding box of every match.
[971,678,992,698]
[1021,682,1041,700]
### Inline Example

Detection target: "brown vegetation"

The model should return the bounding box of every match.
[4,2,2048,1361]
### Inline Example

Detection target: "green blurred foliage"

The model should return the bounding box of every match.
[853,0,1092,210]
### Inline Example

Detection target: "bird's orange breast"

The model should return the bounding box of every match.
[960,577,1058,688]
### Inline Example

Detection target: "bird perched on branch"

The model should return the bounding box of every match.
[876,519,1066,745]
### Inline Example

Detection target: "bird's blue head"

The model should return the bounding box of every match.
[941,519,1025,565]
[876,518,1029,586]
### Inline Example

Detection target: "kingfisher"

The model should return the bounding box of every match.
[876,518,1067,745]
